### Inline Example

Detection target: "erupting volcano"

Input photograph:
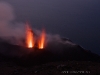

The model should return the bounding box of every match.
[38,29,45,49]
[26,22,35,48]
[25,22,45,49]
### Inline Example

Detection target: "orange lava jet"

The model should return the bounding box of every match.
[38,29,45,49]
[26,22,34,48]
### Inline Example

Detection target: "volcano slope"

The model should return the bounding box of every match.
[0,38,100,75]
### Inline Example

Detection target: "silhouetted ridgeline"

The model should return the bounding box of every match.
[0,37,99,66]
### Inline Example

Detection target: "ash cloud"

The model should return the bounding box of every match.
[0,1,15,36]
[0,2,26,44]
[0,2,25,37]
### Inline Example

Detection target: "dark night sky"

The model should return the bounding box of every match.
[1,0,100,55]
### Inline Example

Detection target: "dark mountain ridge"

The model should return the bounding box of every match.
[0,37,99,66]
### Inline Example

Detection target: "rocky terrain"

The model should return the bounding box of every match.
[0,60,100,75]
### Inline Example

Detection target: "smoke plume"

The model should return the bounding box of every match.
[0,2,26,44]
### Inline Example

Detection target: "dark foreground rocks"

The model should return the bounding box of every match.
[0,61,100,75]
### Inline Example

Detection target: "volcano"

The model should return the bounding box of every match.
[0,36,100,65]
[0,22,100,65]
[0,37,100,75]
[0,22,100,75]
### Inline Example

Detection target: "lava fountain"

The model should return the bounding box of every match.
[38,29,45,49]
[25,22,45,49]
[26,22,35,48]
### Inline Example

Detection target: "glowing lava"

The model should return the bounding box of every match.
[38,29,45,49]
[26,22,34,48]
[25,22,45,49]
